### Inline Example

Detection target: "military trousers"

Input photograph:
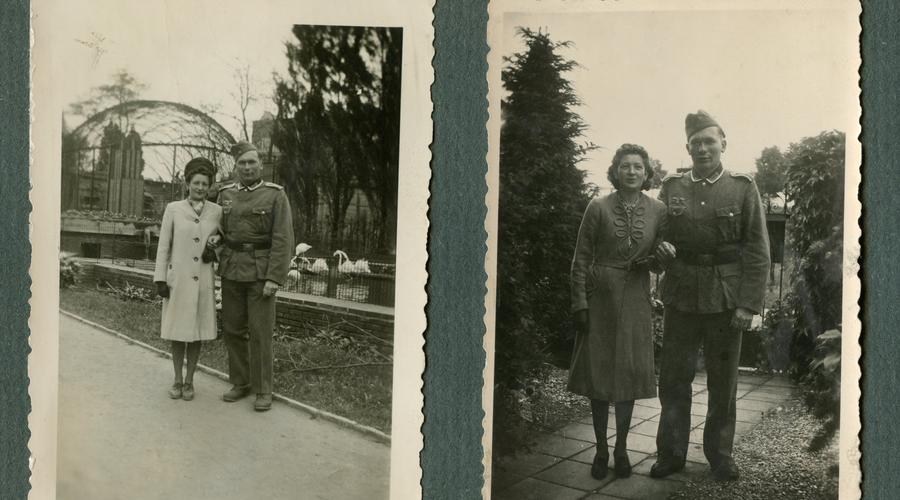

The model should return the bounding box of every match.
[221,279,275,394]
[656,309,742,466]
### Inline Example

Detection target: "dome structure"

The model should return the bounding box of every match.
[62,100,240,219]
[67,100,237,182]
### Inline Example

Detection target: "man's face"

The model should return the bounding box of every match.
[686,126,726,173]
[235,150,262,185]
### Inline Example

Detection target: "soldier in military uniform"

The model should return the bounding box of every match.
[650,111,770,481]
[216,141,294,411]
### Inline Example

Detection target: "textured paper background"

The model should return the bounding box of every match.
[1,0,899,499]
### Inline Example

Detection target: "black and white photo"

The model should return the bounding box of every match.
[29,1,433,498]
[484,1,861,498]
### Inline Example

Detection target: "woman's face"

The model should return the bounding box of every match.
[616,153,647,192]
[187,173,211,200]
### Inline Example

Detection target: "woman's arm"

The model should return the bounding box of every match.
[153,204,174,282]
[570,199,598,313]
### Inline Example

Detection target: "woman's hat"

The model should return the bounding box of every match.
[184,156,216,181]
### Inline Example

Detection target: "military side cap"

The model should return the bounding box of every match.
[685,110,724,139]
[184,156,216,181]
[230,141,258,159]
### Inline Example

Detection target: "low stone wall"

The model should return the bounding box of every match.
[79,261,395,343]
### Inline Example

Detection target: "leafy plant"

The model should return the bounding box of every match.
[801,329,841,451]
[104,281,156,303]
[59,252,82,288]
[493,28,594,455]
[781,130,845,448]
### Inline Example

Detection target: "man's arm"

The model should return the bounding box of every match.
[736,180,771,314]
[265,190,294,286]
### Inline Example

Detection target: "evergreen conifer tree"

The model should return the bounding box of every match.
[494,28,592,453]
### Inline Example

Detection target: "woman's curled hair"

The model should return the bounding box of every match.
[607,143,654,191]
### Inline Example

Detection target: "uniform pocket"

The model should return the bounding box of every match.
[716,262,742,309]
[715,205,742,242]
[253,248,271,278]
[249,207,273,234]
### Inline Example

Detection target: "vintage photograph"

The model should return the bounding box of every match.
[29,1,432,499]
[484,1,861,499]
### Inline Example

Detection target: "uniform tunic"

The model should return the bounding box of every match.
[568,192,667,402]
[216,180,293,394]
[153,200,223,342]
[655,165,770,464]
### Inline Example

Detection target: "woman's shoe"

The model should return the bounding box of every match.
[591,450,609,480]
[614,452,632,478]
[181,383,195,401]
[168,382,183,399]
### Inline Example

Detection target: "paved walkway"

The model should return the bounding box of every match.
[491,371,797,500]
[57,314,390,500]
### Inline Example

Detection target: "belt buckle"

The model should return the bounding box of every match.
[240,243,255,251]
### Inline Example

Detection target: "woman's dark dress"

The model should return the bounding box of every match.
[567,192,666,402]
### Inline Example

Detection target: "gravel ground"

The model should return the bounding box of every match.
[527,367,592,431]
[669,401,839,500]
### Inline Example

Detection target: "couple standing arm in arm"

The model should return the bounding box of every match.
[152,141,294,412]
[569,111,770,482]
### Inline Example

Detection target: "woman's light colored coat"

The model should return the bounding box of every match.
[153,200,222,342]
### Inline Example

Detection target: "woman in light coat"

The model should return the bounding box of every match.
[153,157,223,401]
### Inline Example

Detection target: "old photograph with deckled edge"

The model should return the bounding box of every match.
[483,1,861,499]
[28,1,432,498]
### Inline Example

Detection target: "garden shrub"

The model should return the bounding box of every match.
[802,328,842,452]
[782,130,845,447]
[59,252,82,288]
[493,28,593,455]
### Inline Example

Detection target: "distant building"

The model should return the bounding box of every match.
[251,111,282,183]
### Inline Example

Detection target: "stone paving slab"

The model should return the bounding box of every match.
[532,434,596,458]
[491,371,799,500]
[570,447,649,468]
[495,451,563,477]
[605,432,657,455]
[494,478,585,500]
[535,459,614,492]
[599,474,683,500]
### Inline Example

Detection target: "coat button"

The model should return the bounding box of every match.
[194,219,200,223]
[193,276,199,281]
[700,201,706,206]
[194,237,200,242]
[193,257,199,262]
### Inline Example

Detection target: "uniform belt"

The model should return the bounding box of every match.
[677,249,741,266]
[225,240,272,251]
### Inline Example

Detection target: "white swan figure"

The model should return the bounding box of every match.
[310,258,329,274]
[352,259,371,274]
[295,243,312,256]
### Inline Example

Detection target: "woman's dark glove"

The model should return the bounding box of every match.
[201,246,218,263]
[574,309,588,336]
[155,281,170,299]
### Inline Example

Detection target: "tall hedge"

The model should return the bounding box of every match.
[493,28,591,454]
[783,130,846,449]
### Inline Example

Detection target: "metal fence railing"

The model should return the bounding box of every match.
[64,236,396,307]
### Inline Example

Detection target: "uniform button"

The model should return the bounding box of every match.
[194,237,200,242]
[193,276,199,281]
[700,201,706,206]
[194,219,200,223]
[193,257,199,262]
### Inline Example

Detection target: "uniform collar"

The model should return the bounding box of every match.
[690,164,724,184]
[238,179,264,191]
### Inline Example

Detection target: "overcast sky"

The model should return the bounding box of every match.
[50,0,291,139]
[502,7,858,187]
